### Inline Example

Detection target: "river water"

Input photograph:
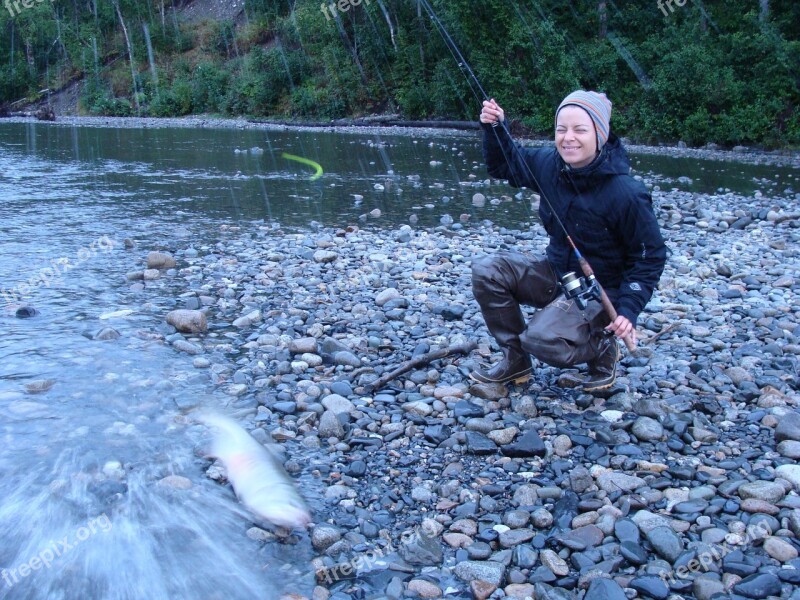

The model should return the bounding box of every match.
[0,121,797,599]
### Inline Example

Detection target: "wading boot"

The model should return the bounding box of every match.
[583,334,620,393]
[470,304,532,385]
[470,348,532,385]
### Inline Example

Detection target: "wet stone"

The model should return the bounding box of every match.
[398,532,443,566]
[775,411,800,442]
[738,480,786,503]
[629,576,670,600]
[498,528,535,548]
[453,560,505,586]
[597,472,646,493]
[763,536,798,562]
[673,499,709,513]
[620,540,648,565]
[346,460,367,477]
[466,542,492,560]
[732,573,782,598]
[614,518,640,544]
[465,431,496,455]
[555,525,604,550]
[500,430,546,458]
[632,416,664,442]
[454,401,484,419]
[584,578,627,600]
[646,526,684,563]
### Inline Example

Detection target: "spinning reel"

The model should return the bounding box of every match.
[560,271,601,310]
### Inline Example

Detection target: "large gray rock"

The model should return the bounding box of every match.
[94,327,120,341]
[693,574,725,600]
[775,411,800,442]
[147,251,176,269]
[321,394,355,415]
[733,573,782,598]
[311,524,342,552]
[646,526,684,563]
[585,578,627,600]
[313,250,338,263]
[777,440,800,459]
[738,480,786,503]
[569,465,593,493]
[631,416,664,441]
[288,337,317,354]
[375,288,401,307]
[398,531,443,566]
[597,472,646,493]
[777,465,800,490]
[453,560,505,586]
[166,309,207,333]
[318,410,344,439]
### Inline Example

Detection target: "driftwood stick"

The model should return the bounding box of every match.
[365,340,477,392]
[346,366,376,382]
[642,321,681,345]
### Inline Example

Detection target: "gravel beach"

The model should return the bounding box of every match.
[115,160,800,600]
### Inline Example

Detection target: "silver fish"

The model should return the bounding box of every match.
[197,413,311,529]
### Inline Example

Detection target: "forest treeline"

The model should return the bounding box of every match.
[0,0,798,147]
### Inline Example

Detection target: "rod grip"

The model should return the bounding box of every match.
[577,257,637,353]
[598,290,637,353]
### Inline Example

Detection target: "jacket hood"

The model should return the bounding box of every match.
[558,133,631,182]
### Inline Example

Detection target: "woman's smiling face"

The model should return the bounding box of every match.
[555,105,598,168]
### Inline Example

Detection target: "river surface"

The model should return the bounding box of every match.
[0,121,797,599]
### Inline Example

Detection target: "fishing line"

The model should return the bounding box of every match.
[417,0,570,243]
[418,0,637,351]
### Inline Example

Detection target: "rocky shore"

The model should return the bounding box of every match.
[121,169,800,600]
[3,114,799,169]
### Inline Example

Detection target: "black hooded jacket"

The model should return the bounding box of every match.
[482,123,667,327]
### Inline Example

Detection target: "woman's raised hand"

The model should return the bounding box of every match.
[480,98,505,126]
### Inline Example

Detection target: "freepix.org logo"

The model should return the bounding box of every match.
[657,0,688,17]
[5,0,56,18]
[320,0,371,21]
[1,235,117,312]
[2,514,113,588]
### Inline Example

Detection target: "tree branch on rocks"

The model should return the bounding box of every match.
[642,321,681,345]
[365,340,477,392]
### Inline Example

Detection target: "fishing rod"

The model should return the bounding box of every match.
[417,0,637,353]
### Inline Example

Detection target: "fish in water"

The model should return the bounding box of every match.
[197,413,312,529]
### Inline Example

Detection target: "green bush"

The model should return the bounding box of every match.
[191,62,230,113]
[290,81,345,119]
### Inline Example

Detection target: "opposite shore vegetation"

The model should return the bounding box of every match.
[0,1,797,148]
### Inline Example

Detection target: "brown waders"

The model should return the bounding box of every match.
[470,251,620,392]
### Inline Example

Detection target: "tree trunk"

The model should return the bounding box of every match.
[52,4,68,60]
[417,0,424,69]
[331,15,370,88]
[376,0,396,51]
[759,0,769,22]
[598,2,607,39]
[25,39,34,74]
[113,0,140,113]
[10,20,14,76]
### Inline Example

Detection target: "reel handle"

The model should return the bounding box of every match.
[574,257,638,354]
